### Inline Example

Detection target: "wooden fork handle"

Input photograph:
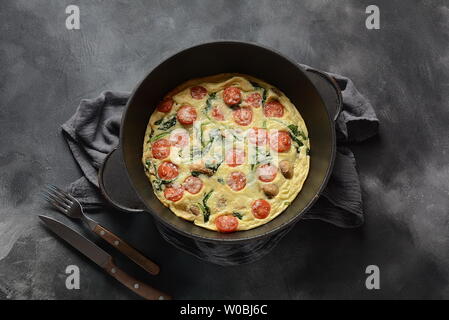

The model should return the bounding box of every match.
[93,224,160,275]
[104,259,171,300]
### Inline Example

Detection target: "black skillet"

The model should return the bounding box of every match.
[98,41,342,245]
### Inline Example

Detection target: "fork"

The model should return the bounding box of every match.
[43,184,160,276]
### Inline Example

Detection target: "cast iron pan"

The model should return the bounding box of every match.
[100,41,341,243]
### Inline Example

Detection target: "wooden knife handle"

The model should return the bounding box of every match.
[94,224,160,275]
[104,259,171,300]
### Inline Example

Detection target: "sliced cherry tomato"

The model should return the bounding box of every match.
[233,107,253,126]
[251,199,271,219]
[227,171,247,191]
[225,148,245,167]
[257,163,278,182]
[157,161,179,180]
[215,215,239,233]
[169,129,189,147]
[157,98,174,113]
[152,139,171,159]
[211,106,225,121]
[164,185,184,202]
[223,87,242,105]
[269,130,291,153]
[263,100,284,118]
[177,105,197,125]
[183,176,203,194]
[248,128,268,145]
[245,92,262,108]
[190,86,208,99]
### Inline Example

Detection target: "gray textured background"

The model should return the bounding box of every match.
[1,0,449,299]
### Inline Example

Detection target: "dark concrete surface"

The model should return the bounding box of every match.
[1,0,449,299]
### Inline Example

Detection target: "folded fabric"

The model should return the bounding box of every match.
[62,69,378,229]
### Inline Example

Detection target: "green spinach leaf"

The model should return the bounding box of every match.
[191,171,202,177]
[287,124,307,153]
[205,160,222,174]
[198,190,214,222]
[149,131,171,143]
[290,133,304,153]
[287,124,307,140]
[232,212,243,220]
[205,93,216,113]
[157,115,177,131]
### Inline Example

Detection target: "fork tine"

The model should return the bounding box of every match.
[45,184,73,204]
[47,184,77,203]
[42,193,69,214]
[43,190,71,209]
[44,186,72,206]
[46,184,68,197]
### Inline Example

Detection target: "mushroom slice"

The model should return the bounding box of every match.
[188,204,201,216]
[261,184,279,199]
[279,160,294,179]
[190,162,214,177]
[217,197,227,208]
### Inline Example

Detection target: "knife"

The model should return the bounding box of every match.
[39,215,171,300]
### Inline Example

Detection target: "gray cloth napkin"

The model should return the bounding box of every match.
[62,71,378,229]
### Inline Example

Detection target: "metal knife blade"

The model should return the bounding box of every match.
[39,215,111,268]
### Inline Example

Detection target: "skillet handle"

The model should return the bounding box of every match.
[98,147,146,213]
[305,67,343,121]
